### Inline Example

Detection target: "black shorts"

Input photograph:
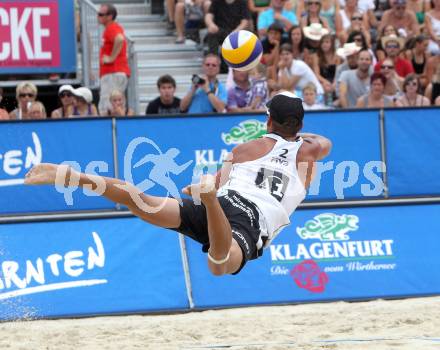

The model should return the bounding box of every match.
[173,190,263,274]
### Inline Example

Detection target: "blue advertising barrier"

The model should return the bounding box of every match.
[0,120,115,214]
[0,217,188,320]
[185,204,440,308]
[385,108,440,196]
[0,0,77,74]
[115,111,383,205]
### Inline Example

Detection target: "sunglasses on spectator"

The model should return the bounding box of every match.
[308,1,320,5]
[98,12,109,16]
[351,16,362,20]
[205,63,218,67]
[386,43,400,49]
[354,37,363,42]
[19,93,35,98]
[59,92,73,98]
[407,81,418,86]
[395,5,405,9]
[381,65,394,70]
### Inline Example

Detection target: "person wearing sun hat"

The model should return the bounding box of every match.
[334,42,361,96]
[68,87,99,117]
[374,34,414,77]
[303,23,330,52]
[51,85,75,119]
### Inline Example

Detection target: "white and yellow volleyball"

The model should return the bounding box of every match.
[221,30,263,71]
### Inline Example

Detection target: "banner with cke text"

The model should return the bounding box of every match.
[115,111,383,205]
[0,0,77,74]
[385,108,440,196]
[0,217,188,320]
[0,119,115,214]
[185,204,440,308]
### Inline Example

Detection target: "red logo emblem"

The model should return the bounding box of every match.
[290,259,329,293]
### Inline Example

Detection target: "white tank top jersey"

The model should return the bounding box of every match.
[218,133,306,248]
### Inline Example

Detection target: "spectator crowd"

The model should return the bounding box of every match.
[1,0,439,120]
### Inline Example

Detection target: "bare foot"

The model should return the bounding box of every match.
[24,163,71,185]
[182,174,217,204]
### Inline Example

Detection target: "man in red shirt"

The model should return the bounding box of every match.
[374,34,414,78]
[98,4,131,115]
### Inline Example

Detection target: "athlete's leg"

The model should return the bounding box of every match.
[183,175,243,275]
[25,163,181,228]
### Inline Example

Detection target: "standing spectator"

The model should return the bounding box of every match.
[257,0,298,37]
[378,0,420,38]
[277,43,324,96]
[227,70,252,112]
[107,90,135,116]
[180,54,227,113]
[9,82,37,120]
[69,87,99,117]
[380,58,403,99]
[146,75,182,115]
[395,74,430,106]
[339,49,372,108]
[51,85,75,119]
[98,4,130,115]
[28,102,47,119]
[204,0,250,72]
[375,34,414,77]
[356,72,394,107]
[425,0,440,55]
[0,88,9,120]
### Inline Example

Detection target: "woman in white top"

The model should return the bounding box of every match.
[9,82,37,120]
[425,0,440,55]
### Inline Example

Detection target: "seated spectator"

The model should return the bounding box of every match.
[227,70,252,112]
[311,34,341,104]
[334,42,361,93]
[346,10,372,46]
[425,0,440,55]
[257,0,298,37]
[204,0,249,72]
[261,23,286,67]
[380,57,403,99]
[107,90,135,116]
[249,63,269,110]
[51,85,75,119]
[181,54,227,113]
[9,82,38,120]
[248,0,270,30]
[175,0,205,44]
[303,23,329,54]
[339,49,372,107]
[69,87,99,117]
[300,0,330,30]
[302,82,327,109]
[424,53,440,81]
[339,0,370,35]
[424,64,440,104]
[395,74,430,106]
[435,95,440,105]
[277,43,324,96]
[347,30,377,65]
[0,88,9,120]
[375,24,399,61]
[375,34,414,77]
[147,75,182,115]
[378,0,420,38]
[287,25,307,60]
[28,101,47,119]
[405,34,429,75]
[356,72,395,107]
[318,0,343,35]
[407,0,428,25]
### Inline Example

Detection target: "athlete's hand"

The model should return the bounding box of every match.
[24,163,75,186]
[182,174,217,204]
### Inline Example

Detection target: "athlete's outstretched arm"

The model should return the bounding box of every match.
[24,163,181,228]
[299,133,332,160]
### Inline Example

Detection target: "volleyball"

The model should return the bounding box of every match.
[221,30,263,71]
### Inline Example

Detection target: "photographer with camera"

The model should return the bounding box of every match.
[180,54,227,114]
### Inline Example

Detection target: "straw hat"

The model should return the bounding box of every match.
[381,34,405,50]
[336,42,362,58]
[303,23,329,41]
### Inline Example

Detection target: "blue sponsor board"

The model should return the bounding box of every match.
[0,120,115,214]
[385,108,440,196]
[0,217,188,320]
[186,204,440,308]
